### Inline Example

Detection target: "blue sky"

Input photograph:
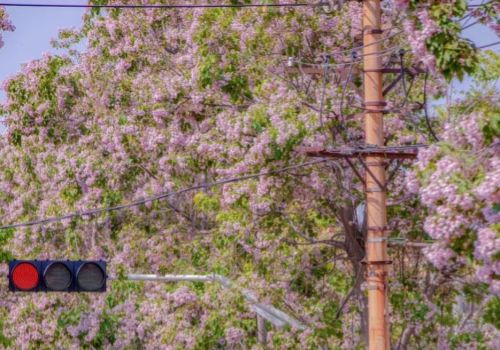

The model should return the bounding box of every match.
[0,1,497,103]
[0,0,85,102]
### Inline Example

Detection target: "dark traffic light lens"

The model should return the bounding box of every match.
[12,262,39,291]
[76,262,105,291]
[44,262,72,291]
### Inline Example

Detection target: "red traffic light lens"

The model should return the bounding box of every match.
[44,262,72,291]
[76,262,105,291]
[12,262,39,291]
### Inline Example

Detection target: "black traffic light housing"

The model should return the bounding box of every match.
[8,260,107,292]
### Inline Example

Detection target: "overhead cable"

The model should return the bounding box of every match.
[477,41,500,49]
[462,20,480,30]
[278,30,402,60]
[418,2,493,9]
[0,159,327,230]
[318,55,329,130]
[339,51,357,122]
[294,46,401,68]
[328,30,403,56]
[0,2,327,9]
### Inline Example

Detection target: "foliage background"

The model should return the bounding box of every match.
[0,1,498,349]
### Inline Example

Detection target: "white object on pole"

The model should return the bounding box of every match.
[121,273,306,330]
[126,274,213,283]
[356,201,366,233]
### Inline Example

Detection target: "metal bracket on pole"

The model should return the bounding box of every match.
[361,260,393,265]
[306,147,418,194]
[367,225,389,231]
[365,284,384,291]
[357,154,386,191]
[365,270,388,278]
[367,237,388,243]
[345,156,366,186]
[382,72,403,96]
[385,160,402,188]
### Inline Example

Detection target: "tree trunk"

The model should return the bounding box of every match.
[339,204,368,346]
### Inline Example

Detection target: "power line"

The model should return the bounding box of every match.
[294,46,401,68]
[0,2,327,9]
[0,159,328,230]
[477,41,500,49]
[462,20,480,30]
[334,45,401,59]
[418,2,493,10]
[278,30,402,60]
[339,51,357,122]
[328,30,403,57]
[467,1,494,8]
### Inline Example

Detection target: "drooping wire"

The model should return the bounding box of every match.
[343,45,401,59]
[477,41,500,49]
[0,159,328,230]
[462,20,480,30]
[318,54,330,130]
[461,0,487,26]
[397,49,416,109]
[418,2,493,10]
[296,59,359,68]
[394,50,419,134]
[273,30,402,60]
[326,30,403,57]
[339,51,357,123]
[423,72,440,142]
[293,45,401,68]
[466,1,493,8]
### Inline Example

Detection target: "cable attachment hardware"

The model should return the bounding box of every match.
[365,284,384,291]
[363,101,388,107]
[361,260,393,265]
[366,28,384,35]
[365,270,388,278]
[367,225,389,233]
[367,237,388,243]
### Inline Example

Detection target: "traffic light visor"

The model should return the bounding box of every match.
[11,262,39,291]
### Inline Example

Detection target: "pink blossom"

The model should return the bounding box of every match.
[225,327,245,346]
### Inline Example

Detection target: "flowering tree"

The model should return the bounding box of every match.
[396,0,499,79]
[0,0,497,349]
[0,6,14,49]
[404,61,499,346]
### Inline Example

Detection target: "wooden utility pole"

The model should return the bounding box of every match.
[362,0,390,349]
[298,2,428,348]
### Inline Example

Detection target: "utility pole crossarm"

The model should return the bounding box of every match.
[300,145,424,160]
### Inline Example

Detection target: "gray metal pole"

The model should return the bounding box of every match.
[257,315,267,346]
[118,273,306,330]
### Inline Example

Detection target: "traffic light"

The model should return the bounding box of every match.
[8,260,107,292]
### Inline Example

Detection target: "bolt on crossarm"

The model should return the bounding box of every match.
[362,0,390,349]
